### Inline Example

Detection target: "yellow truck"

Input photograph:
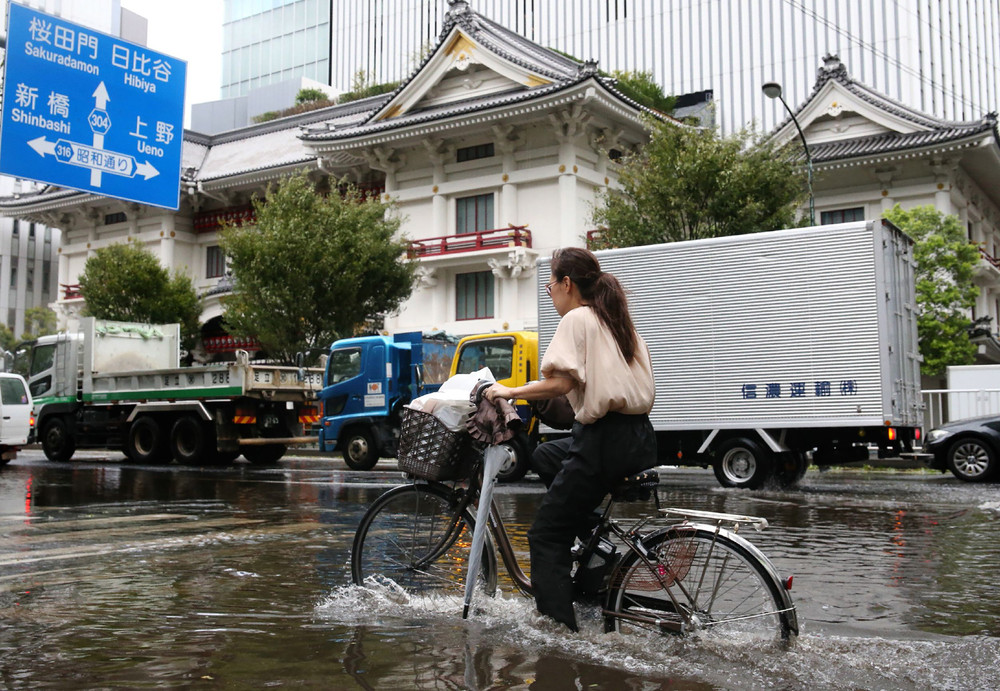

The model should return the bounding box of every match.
[449,330,539,481]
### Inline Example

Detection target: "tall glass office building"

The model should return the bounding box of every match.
[223,0,1000,134]
[222,0,331,99]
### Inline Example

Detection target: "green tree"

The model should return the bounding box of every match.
[295,87,328,105]
[21,306,57,340]
[78,242,201,349]
[0,324,16,355]
[883,204,979,376]
[219,173,415,362]
[609,70,676,114]
[592,120,806,248]
[338,70,400,104]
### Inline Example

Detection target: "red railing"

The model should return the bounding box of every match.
[585,229,606,250]
[194,205,255,232]
[407,225,531,258]
[61,284,82,299]
[344,181,387,201]
[192,182,387,233]
[203,335,262,353]
[979,245,1000,271]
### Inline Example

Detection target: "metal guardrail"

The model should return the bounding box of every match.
[922,388,1000,430]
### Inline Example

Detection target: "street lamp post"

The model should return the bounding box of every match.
[763,81,815,225]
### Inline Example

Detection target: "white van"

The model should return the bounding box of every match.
[0,373,33,466]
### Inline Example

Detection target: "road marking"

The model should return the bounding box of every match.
[0,516,261,547]
[0,513,192,530]
[0,521,319,572]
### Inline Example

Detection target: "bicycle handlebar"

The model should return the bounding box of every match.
[472,380,493,405]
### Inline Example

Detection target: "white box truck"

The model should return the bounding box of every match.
[14,318,323,465]
[538,220,923,488]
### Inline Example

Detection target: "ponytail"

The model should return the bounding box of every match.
[590,272,638,363]
[550,247,638,363]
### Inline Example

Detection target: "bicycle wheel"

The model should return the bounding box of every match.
[351,482,498,597]
[604,525,796,642]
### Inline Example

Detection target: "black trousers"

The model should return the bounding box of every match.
[527,412,657,631]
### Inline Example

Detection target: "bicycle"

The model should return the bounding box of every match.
[350,406,799,642]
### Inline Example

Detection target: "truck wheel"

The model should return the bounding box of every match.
[773,451,809,488]
[713,437,773,489]
[342,428,379,470]
[41,417,75,462]
[496,434,531,483]
[243,444,287,465]
[945,437,998,482]
[127,416,169,464]
[170,417,213,464]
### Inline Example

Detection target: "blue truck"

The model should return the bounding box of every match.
[316,332,456,470]
[316,330,540,480]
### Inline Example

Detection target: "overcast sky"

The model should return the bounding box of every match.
[120,0,224,127]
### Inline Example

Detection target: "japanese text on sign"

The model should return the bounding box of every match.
[741,380,859,399]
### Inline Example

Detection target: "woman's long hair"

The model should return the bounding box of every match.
[550,247,638,363]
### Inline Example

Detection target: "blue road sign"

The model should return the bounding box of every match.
[0,3,186,210]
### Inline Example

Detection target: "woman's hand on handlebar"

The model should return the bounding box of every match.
[484,383,515,402]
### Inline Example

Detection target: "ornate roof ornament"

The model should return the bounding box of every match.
[817,54,850,86]
[447,1,471,18]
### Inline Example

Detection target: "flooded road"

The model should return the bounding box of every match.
[1,450,998,689]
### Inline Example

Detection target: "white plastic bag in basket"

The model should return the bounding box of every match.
[407,367,496,431]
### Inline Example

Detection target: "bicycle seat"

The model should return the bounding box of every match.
[611,470,659,502]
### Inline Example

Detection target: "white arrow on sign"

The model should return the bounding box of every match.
[135,161,159,180]
[92,82,110,110]
[28,136,56,157]
[90,82,110,186]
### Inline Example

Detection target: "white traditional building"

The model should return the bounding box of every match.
[770,55,1000,370]
[2,4,1000,368]
[0,0,655,353]
[217,1,1000,136]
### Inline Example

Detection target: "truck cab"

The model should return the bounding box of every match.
[317,332,454,470]
[450,331,539,481]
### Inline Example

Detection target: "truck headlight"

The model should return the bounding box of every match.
[926,428,952,445]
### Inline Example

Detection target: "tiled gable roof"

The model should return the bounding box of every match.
[808,116,998,163]
[443,1,583,82]
[777,54,1000,164]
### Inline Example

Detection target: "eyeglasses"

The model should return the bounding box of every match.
[545,280,558,296]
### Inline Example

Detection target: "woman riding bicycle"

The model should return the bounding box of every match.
[484,247,657,632]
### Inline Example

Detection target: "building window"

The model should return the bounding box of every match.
[456,193,494,235]
[9,258,17,288]
[104,212,127,225]
[12,219,19,236]
[206,245,226,278]
[456,271,494,320]
[820,207,865,225]
[457,142,494,162]
[42,261,51,301]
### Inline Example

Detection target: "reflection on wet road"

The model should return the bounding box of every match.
[1,450,998,689]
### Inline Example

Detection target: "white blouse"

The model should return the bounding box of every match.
[540,306,655,425]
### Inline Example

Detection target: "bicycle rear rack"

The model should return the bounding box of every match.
[659,507,770,531]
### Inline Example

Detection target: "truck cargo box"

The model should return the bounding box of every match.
[538,220,922,487]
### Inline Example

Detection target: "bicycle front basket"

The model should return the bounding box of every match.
[397,407,469,481]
